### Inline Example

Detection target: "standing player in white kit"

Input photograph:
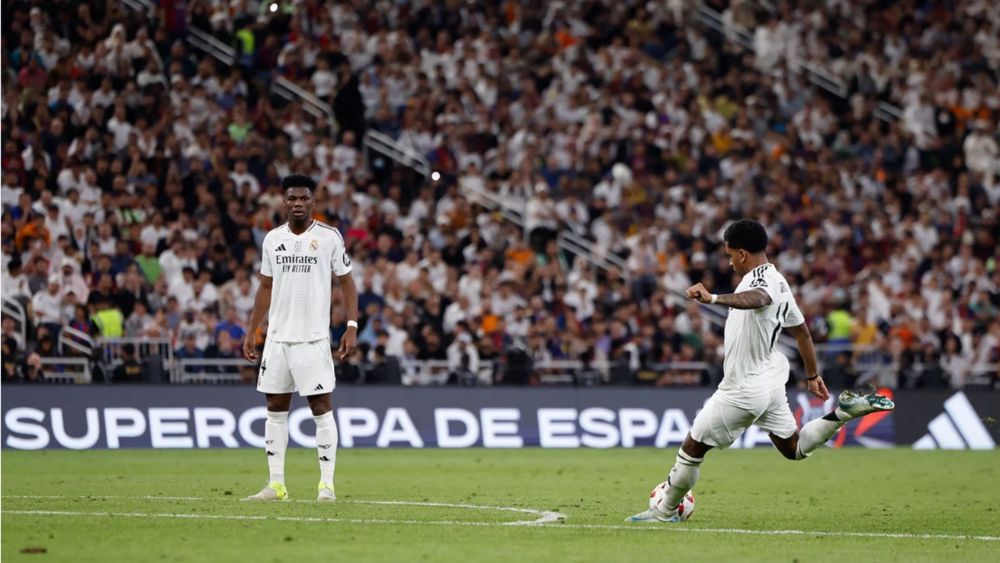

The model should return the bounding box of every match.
[243,174,358,502]
[626,219,894,522]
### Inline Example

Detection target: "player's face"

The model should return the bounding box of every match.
[284,187,314,222]
[724,243,750,275]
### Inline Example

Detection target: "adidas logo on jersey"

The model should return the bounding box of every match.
[314,383,324,391]
[275,244,287,252]
[913,392,996,450]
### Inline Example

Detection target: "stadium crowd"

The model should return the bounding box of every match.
[1,0,998,388]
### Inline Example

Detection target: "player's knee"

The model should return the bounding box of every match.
[681,434,712,459]
[266,393,292,412]
[770,433,799,460]
[307,396,332,416]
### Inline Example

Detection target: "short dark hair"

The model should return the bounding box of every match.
[282,174,317,192]
[724,219,768,253]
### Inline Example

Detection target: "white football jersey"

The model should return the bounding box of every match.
[260,220,352,342]
[719,263,804,398]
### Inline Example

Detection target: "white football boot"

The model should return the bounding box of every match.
[317,482,336,502]
[836,390,895,420]
[245,482,288,501]
[625,507,682,523]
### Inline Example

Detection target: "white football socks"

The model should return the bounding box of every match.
[796,412,847,459]
[265,410,289,485]
[662,450,703,511]
[314,411,338,484]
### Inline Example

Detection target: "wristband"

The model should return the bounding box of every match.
[710,294,718,304]
[806,374,820,381]
[346,320,358,329]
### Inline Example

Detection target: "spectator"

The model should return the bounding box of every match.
[112,343,146,383]
[56,257,89,303]
[3,260,31,301]
[963,119,999,181]
[1,0,997,390]
[525,183,559,255]
[447,332,480,385]
[214,307,246,343]
[125,302,156,338]
[91,299,124,338]
[175,333,205,365]
[32,275,64,335]
[2,337,23,381]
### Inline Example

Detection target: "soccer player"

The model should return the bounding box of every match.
[626,219,894,522]
[243,174,358,502]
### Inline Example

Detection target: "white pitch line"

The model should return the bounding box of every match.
[3,509,999,542]
[3,495,564,526]
[556,523,1000,542]
[3,509,515,528]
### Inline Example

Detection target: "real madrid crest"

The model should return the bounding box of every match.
[310,239,319,251]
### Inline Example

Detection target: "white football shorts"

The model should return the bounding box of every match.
[256,338,336,396]
[690,385,797,448]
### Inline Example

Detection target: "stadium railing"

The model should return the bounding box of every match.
[185,26,235,65]
[58,326,96,357]
[694,2,903,123]
[181,25,337,128]
[26,351,998,388]
[398,359,496,386]
[364,130,432,177]
[174,358,251,384]
[100,337,174,380]
[2,295,28,348]
[39,357,92,383]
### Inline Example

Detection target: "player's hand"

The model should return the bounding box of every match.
[806,374,830,401]
[242,333,259,363]
[337,327,357,362]
[685,283,712,303]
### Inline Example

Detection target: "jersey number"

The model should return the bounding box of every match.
[769,302,791,351]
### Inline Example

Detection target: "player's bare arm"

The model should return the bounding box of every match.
[242,274,273,362]
[685,282,772,309]
[785,322,829,400]
[336,272,359,361]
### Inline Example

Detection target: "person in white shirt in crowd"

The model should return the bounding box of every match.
[3,260,33,301]
[32,276,65,331]
[230,160,261,199]
[56,257,89,304]
[963,119,998,181]
[190,271,220,312]
[447,332,480,385]
[525,183,559,254]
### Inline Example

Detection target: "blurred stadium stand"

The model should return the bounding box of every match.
[1,0,997,389]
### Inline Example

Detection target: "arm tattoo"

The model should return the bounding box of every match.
[715,288,772,310]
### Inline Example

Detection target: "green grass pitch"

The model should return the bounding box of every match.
[2,448,998,562]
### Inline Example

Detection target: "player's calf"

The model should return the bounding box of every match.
[625,446,704,523]
[795,390,895,459]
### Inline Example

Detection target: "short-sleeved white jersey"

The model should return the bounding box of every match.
[718,263,804,400]
[260,220,352,343]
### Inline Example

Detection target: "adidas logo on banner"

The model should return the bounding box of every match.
[913,392,996,450]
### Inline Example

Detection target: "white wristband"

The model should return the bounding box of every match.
[346,320,358,329]
[710,294,718,304]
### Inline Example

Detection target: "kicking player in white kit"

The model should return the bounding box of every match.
[243,174,358,502]
[627,219,894,522]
